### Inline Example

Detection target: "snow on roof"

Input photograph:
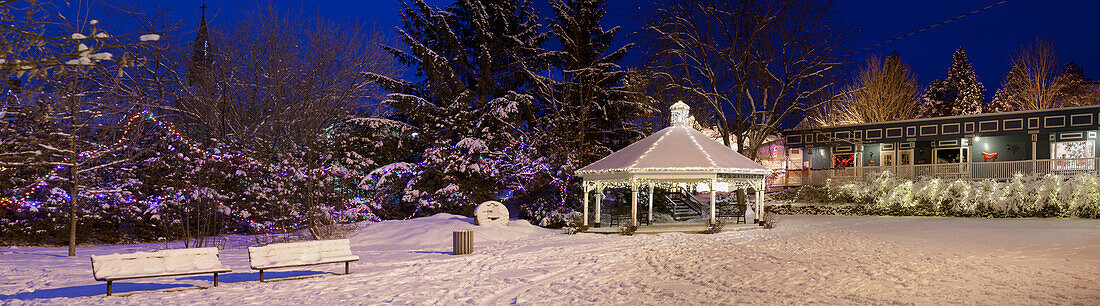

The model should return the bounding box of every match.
[575,124,771,178]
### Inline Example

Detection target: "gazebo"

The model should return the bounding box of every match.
[575,102,772,227]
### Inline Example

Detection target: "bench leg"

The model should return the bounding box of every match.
[214,273,219,287]
[345,262,350,275]
[259,270,264,282]
[107,280,112,296]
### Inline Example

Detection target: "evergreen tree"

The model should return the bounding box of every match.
[949,48,985,114]
[989,61,1028,112]
[919,78,950,117]
[536,0,651,165]
[1052,61,1095,106]
[919,47,984,117]
[365,0,550,214]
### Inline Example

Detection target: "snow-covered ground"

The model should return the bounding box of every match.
[2,214,1097,305]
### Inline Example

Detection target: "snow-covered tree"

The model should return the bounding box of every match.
[989,61,1027,113]
[1052,62,1098,107]
[919,47,985,117]
[365,0,549,215]
[950,49,987,115]
[533,0,653,163]
[0,5,163,256]
[920,78,950,117]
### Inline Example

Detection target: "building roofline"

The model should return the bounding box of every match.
[787,104,1100,132]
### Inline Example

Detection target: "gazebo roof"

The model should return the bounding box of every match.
[575,124,771,181]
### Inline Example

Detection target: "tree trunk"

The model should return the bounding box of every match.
[68,169,78,257]
[68,133,79,257]
[67,92,79,257]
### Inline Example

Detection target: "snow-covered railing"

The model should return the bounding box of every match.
[785,157,1100,186]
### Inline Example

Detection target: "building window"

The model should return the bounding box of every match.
[788,149,803,170]
[833,153,855,168]
[935,148,962,164]
[883,150,895,166]
[1052,140,1095,171]
[899,150,912,165]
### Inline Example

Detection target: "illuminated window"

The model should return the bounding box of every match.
[788,149,803,170]
[1052,140,1095,171]
[833,153,854,168]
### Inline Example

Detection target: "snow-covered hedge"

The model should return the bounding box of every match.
[776,172,1100,218]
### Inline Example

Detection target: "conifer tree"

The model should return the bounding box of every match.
[1052,61,1096,106]
[989,61,1027,113]
[535,0,651,164]
[365,0,550,213]
[949,48,985,115]
[919,47,984,117]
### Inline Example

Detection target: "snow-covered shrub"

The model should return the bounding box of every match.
[618,224,637,236]
[762,212,779,229]
[1067,174,1100,218]
[703,218,725,234]
[561,212,588,235]
[782,172,1100,219]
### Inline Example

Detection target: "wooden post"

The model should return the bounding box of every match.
[756,180,765,226]
[1031,134,1038,174]
[738,185,747,222]
[582,184,590,227]
[630,181,638,227]
[260,270,265,282]
[594,186,602,227]
[647,184,654,225]
[214,273,219,287]
[106,280,112,296]
[345,262,350,275]
[709,178,717,225]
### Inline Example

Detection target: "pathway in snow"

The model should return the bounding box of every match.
[1,215,1097,305]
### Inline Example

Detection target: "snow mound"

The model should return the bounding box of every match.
[349,213,555,250]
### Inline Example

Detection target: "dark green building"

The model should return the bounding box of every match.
[782,105,1100,185]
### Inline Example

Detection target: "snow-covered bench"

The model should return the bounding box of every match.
[248,239,359,282]
[90,247,232,296]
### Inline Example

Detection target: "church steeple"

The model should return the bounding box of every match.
[188,3,213,87]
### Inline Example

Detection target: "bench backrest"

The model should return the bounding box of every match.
[91,247,227,280]
[248,239,354,269]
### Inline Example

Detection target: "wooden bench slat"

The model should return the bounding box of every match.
[254,258,359,270]
[248,239,357,269]
[98,268,232,281]
[248,239,358,281]
[89,247,231,296]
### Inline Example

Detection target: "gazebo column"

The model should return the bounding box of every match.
[737,184,747,219]
[647,183,654,225]
[630,181,638,227]
[582,184,590,227]
[755,179,765,225]
[594,186,603,227]
[709,178,717,225]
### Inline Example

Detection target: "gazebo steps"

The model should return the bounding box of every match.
[584,222,764,235]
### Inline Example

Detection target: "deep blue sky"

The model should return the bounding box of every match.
[140,0,1098,97]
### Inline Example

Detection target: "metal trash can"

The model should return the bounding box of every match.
[453,229,473,255]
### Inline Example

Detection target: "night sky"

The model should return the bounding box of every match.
[142,0,1099,99]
